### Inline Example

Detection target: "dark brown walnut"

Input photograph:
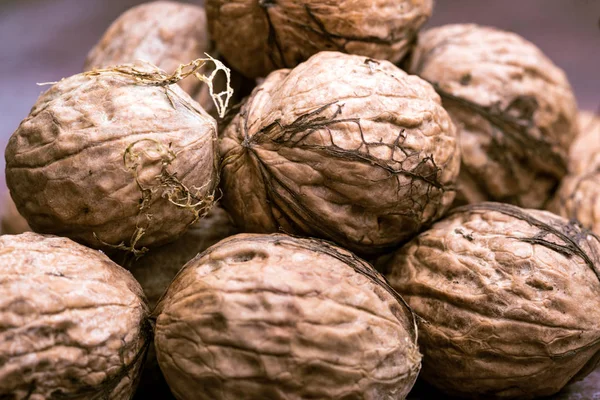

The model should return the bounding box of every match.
[220,51,460,256]
[154,233,421,400]
[549,111,600,235]
[0,191,29,235]
[407,24,579,208]
[206,0,433,78]
[0,232,150,399]
[383,202,600,399]
[5,65,219,253]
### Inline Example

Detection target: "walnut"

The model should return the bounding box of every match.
[5,65,219,253]
[548,111,600,235]
[220,51,460,256]
[0,191,29,235]
[206,0,433,78]
[383,202,600,399]
[0,232,150,399]
[407,24,579,208]
[154,233,420,399]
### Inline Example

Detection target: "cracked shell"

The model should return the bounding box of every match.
[220,51,460,256]
[206,0,433,78]
[154,233,421,400]
[0,232,150,399]
[5,66,219,251]
[383,202,600,399]
[549,111,600,236]
[407,24,578,208]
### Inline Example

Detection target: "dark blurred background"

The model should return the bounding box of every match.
[1,0,599,190]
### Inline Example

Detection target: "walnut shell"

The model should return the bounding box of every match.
[128,205,238,310]
[0,191,29,235]
[548,111,600,235]
[154,233,421,400]
[206,0,433,78]
[0,232,150,399]
[408,24,579,208]
[383,203,600,399]
[5,66,218,251]
[220,51,460,256]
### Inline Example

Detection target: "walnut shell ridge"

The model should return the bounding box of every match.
[154,233,421,400]
[0,232,151,399]
[5,66,219,251]
[408,24,579,208]
[384,202,600,399]
[206,0,433,78]
[220,51,460,256]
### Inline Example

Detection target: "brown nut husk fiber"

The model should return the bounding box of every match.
[0,191,29,235]
[407,24,579,208]
[0,232,151,399]
[5,64,219,253]
[383,202,600,399]
[220,51,460,256]
[154,233,421,400]
[549,111,600,236]
[206,0,433,78]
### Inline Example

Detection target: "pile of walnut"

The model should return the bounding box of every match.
[2,1,599,399]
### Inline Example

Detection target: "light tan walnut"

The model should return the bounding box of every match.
[155,233,421,400]
[0,233,150,399]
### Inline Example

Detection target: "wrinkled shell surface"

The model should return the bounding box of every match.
[0,233,150,399]
[408,24,578,208]
[220,51,460,256]
[155,233,421,400]
[5,68,218,250]
[0,191,29,235]
[128,205,238,310]
[549,111,600,235]
[206,0,433,78]
[384,203,600,399]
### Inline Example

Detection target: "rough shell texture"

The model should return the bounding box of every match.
[206,0,433,78]
[128,205,238,310]
[0,232,150,399]
[5,67,218,251]
[384,202,600,399]
[408,24,579,208]
[84,1,226,116]
[220,51,460,256]
[0,191,30,235]
[549,111,600,236]
[154,233,421,400]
